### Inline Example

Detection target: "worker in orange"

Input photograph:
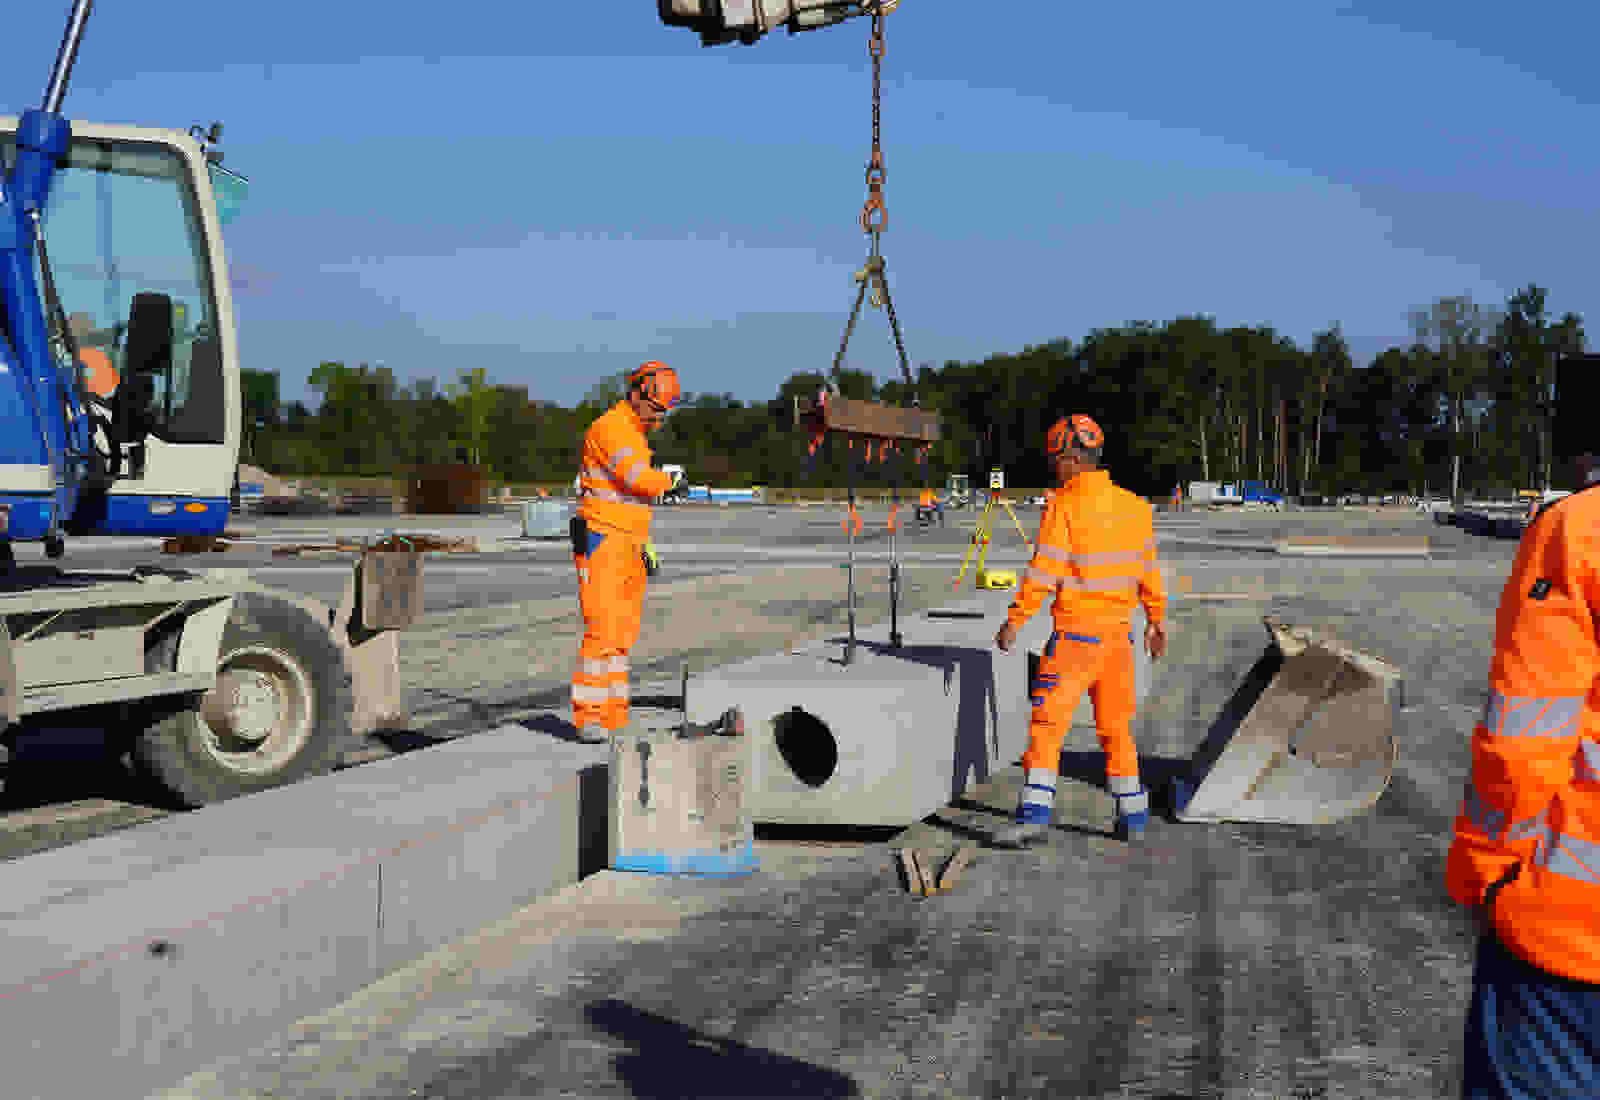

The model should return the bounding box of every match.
[569,361,681,742]
[1449,449,1600,1099]
[917,485,943,527]
[991,414,1167,846]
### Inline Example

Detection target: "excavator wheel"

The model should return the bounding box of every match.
[131,591,355,808]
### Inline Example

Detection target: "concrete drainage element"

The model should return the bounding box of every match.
[688,596,1156,826]
[773,706,838,788]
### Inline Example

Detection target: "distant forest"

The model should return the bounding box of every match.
[243,285,1583,499]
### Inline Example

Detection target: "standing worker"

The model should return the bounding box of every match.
[569,361,682,743]
[991,415,1167,846]
[1449,450,1600,1099]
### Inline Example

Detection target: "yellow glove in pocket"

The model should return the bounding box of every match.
[642,540,660,577]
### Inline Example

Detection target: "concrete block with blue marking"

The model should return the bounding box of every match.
[608,723,758,876]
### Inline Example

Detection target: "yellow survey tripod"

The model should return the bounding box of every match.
[954,468,1028,590]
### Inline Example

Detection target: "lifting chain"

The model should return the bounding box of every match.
[830,6,913,403]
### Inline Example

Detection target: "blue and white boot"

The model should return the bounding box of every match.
[990,769,1057,848]
[1110,775,1150,843]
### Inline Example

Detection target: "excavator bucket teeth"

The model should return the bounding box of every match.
[1169,618,1402,826]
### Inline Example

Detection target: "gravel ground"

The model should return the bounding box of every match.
[151,522,1518,1099]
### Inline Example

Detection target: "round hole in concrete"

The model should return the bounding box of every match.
[773,706,837,788]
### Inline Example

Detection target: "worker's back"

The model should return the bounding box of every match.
[1036,470,1159,628]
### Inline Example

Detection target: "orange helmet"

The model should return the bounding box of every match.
[630,360,681,411]
[1046,413,1104,458]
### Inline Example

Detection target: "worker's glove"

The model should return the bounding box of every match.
[642,540,660,577]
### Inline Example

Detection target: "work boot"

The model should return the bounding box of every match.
[1110,778,1150,843]
[990,769,1057,848]
[574,724,609,744]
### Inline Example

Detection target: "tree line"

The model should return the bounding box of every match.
[243,284,1585,500]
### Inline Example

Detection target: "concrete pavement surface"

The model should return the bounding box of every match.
[101,503,1530,1099]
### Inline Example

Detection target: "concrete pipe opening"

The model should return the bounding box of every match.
[774,706,838,788]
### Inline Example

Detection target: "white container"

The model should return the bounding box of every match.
[521,498,572,538]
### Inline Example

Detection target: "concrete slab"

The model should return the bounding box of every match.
[0,725,608,1100]
[1276,535,1431,557]
[685,593,1155,825]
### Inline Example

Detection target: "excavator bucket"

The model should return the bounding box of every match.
[1169,618,1402,826]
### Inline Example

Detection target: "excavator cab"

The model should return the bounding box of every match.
[0,119,241,540]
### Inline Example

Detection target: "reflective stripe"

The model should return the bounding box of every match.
[1576,739,1600,785]
[571,683,610,703]
[610,681,631,702]
[1534,827,1600,885]
[1066,546,1149,568]
[1506,810,1551,853]
[1035,543,1155,568]
[608,656,629,675]
[1483,692,1584,740]
[610,446,636,470]
[1022,769,1056,808]
[577,657,611,679]
[581,464,611,482]
[1460,778,1508,839]
[1114,790,1150,816]
[1108,775,1142,796]
[1055,575,1139,593]
[1024,566,1059,587]
[581,486,650,509]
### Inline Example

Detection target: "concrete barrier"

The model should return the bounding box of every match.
[1,727,609,1100]
[684,593,1155,826]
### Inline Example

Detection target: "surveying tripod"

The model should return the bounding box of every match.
[953,481,1029,590]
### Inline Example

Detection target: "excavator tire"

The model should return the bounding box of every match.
[132,591,355,808]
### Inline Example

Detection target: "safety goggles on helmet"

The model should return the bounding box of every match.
[630,360,682,414]
[1046,413,1105,457]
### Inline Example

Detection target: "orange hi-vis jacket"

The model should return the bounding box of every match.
[577,400,674,537]
[1447,485,1600,983]
[1005,470,1165,633]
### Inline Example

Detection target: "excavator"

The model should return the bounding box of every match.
[0,0,426,807]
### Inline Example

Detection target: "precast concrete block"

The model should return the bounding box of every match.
[609,726,757,874]
[0,725,608,1100]
[685,594,1155,826]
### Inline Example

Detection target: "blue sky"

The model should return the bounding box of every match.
[7,1,1598,409]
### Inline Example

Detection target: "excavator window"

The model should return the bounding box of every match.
[0,133,225,449]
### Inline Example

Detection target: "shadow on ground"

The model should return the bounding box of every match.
[584,998,860,1098]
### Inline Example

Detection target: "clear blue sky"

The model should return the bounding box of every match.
[7,1,1597,410]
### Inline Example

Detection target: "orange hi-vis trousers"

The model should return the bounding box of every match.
[572,521,647,732]
[1018,625,1144,818]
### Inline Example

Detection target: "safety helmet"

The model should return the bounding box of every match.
[1046,414,1104,458]
[630,360,682,411]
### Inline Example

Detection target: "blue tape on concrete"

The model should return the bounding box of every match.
[612,843,759,876]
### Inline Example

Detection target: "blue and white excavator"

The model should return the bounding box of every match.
[0,0,430,807]
[0,1,891,808]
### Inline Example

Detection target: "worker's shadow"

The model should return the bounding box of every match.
[584,998,858,1098]
[826,638,1000,801]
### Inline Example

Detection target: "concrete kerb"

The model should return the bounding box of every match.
[0,727,610,1100]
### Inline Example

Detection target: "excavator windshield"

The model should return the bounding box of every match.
[0,131,225,446]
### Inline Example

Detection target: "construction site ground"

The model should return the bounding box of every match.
[6,504,1519,1097]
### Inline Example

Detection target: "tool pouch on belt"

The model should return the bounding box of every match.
[569,515,588,557]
